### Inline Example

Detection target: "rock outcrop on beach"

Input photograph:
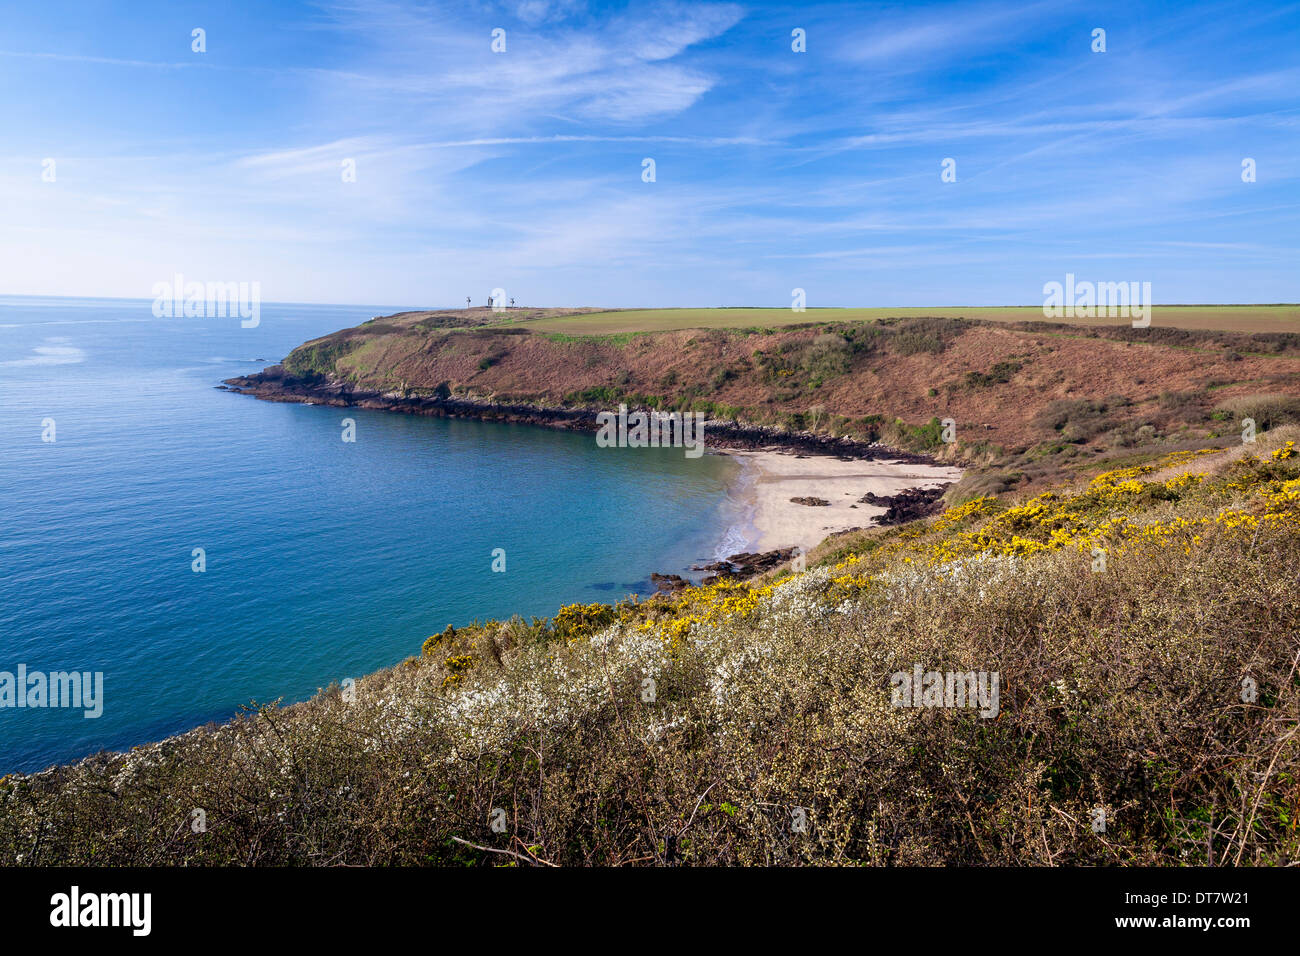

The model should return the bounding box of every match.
[651,550,799,593]
[859,484,952,525]
[691,548,797,584]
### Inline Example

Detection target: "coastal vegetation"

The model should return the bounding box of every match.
[3,429,1297,865]
[233,307,1300,502]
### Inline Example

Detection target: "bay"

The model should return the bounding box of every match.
[0,296,743,773]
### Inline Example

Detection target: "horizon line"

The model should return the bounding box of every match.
[1,293,1296,311]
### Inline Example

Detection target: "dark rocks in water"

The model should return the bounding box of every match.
[858,484,952,525]
[790,496,831,507]
[691,548,797,585]
[223,369,943,465]
[692,560,731,572]
[650,573,690,594]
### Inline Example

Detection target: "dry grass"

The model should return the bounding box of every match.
[2,434,1298,866]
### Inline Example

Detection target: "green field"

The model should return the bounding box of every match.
[514,305,1300,336]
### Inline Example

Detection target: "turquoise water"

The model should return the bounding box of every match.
[0,296,744,773]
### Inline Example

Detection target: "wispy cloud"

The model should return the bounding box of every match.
[312,0,744,123]
[0,0,1295,306]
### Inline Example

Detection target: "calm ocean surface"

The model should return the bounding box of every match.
[0,296,745,773]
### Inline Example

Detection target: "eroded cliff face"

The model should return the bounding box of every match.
[224,308,1300,486]
[220,363,939,463]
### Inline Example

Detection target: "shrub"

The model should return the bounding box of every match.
[1157,391,1201,411]
[1036,398,1111,443]
[800,333,851,378]
[5,440,1298,867]
[965,361,1022,388]
[709,367,734,391]
[894,332,946,356]
[282,338,358,378]
[1214,394,1300,430]
[885,416,947,451]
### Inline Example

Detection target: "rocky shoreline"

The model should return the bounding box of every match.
[649,547,799,593]
[858,485,951,525]
[220,366,943,464]
[223,367,960,592]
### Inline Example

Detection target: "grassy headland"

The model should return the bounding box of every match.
[227,306,1300,500]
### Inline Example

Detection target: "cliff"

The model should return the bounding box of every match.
[224,308,1300,496]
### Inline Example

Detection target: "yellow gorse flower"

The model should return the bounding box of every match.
[588,444,1300,652]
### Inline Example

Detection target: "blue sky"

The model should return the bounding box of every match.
[1,0,1297,307]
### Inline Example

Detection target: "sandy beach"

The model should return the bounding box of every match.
[723,448,963,553]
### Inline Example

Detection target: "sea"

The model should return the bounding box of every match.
[0,296,747,773]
